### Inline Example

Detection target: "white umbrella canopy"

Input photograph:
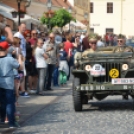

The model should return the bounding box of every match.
[65,20,87,28]
[63,20,87,32]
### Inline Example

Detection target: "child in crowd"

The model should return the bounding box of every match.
[6,37,24,125]
[0,41,23,128]
[58,43,69,86]
[8,37,24,99]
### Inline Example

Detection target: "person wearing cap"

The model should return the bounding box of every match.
[82,33,98,57]
[113,34,133,100]
[0,41,9,50]
[117,34,126,46]
[113,34,133,53]
[0,42,23,128]
[73,34,98,67]
[55,30,62,46]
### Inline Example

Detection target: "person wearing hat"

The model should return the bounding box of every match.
[117,34,126,46]
[0,41,23,128]
[82,33,98,57]
[73,33,98,67]
[54,30,62,46]
[114,34,133,100]
[113,34,133,53]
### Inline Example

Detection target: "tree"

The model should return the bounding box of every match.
[40,8,75,29]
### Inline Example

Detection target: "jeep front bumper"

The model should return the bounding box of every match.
[76,84,134,91]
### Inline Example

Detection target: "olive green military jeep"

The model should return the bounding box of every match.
[72,46,134,111]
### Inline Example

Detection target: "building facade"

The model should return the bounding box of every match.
[90,0,134,37]
[73,0,90,32]
[26,0,73,19]
[74,0,90,22]
[0,0,74,30]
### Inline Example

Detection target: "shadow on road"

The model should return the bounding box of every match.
[83,99,134,111]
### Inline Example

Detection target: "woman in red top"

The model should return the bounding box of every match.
[64,33,74,80]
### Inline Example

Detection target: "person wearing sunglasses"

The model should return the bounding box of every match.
[113,34,133,53]
[74,33,98,67]
[82,33,98,57]
[43,33,59,90]
[117,34,126,46]
[28,30,38,93]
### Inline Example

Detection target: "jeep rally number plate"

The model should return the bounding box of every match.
[95,65,100,70]
[112,78,134,84]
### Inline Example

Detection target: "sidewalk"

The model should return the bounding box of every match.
[0,80,72,134]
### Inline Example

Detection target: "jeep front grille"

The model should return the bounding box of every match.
[93,63,121,83]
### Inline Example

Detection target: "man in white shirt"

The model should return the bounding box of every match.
[14,23,26,57]
[35,38,48,95]
[14,23,29,97]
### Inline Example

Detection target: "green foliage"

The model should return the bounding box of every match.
[40,8,75,29]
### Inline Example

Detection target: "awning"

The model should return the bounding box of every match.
[0,2,14,20]
[0,2,41,29]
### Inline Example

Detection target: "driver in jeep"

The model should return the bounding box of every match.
[74,33,99,67]
[82,33,98,57]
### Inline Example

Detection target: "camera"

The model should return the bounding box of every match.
[0,22,6,42]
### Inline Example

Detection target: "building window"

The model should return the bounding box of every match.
[107,2,113,13]
[90,28,94,33]
[106,28,114,33]
[90,2,94,13]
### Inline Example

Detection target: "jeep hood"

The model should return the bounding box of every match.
[86,52,133,59]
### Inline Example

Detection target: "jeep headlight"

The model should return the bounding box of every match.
[85,65,91,71]
[122,64,129,70]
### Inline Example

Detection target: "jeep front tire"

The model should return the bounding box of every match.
[73,77,82,111]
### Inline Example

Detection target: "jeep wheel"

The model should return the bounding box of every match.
[72,77,80,95]
[73,90,82,111]
[73,77,82,111]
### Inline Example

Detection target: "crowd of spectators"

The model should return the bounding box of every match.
[0,21,120,128]
[0,22,89,128]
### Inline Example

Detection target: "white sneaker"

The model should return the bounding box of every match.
[29,90,37,94]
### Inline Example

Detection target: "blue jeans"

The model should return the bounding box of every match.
[67,56,73,80]
[37,68,46,94]
[53,66,59,86]
[0,88,15,126]
[45,64,55,89]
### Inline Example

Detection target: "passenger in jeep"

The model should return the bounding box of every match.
[113,34,134,53]
[82,33,98,57]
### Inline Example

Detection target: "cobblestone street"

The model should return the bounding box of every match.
[13,90,134,134]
